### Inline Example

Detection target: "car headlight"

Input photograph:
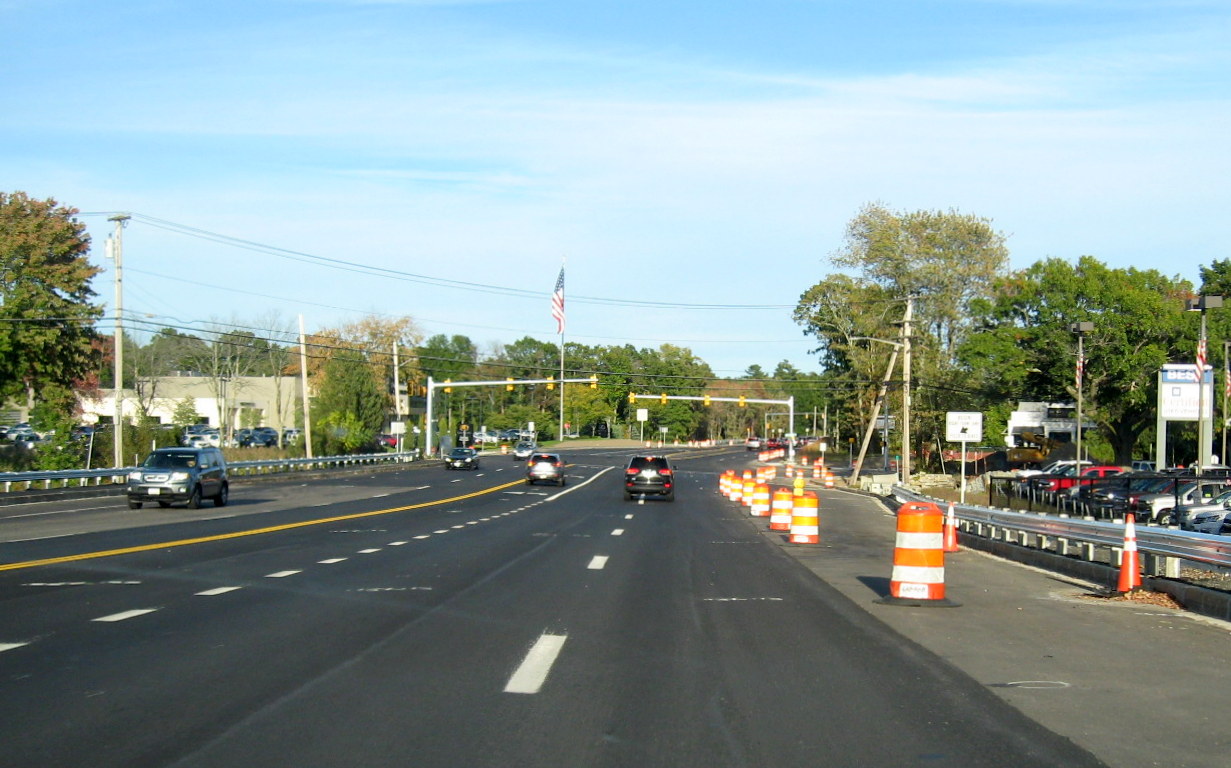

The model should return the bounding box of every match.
[170,472,190,482]
[128,471,143,481]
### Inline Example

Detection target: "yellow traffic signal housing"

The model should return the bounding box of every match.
[628,392,636,404]
[738,395,747,407]
[506,378,515,391]
[546,375,555,390]
[703,394,711,406]
[589,375,598,389]
[444,379,452,393]
[660,393,668,404]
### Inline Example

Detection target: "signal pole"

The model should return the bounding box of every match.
[107,213,130,467]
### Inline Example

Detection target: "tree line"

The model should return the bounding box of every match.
[2,191,1224,470]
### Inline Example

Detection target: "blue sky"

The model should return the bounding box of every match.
[3,0,1228,375]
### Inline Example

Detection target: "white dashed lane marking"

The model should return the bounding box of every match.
[587,556,609,570]
[611,529,624,536]
[265,570,301,578]
[504,633,568,694]
[93,608,160,622]
[319,558,347,564]
[196,586,242,596]
[358,548,382,554]
[1,642,30,653]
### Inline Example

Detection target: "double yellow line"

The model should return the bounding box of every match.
[0,478,525,572]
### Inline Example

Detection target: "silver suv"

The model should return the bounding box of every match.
[127,447,229,510]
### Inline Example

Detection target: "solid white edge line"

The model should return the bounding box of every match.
[544,466,614,501]
[504,633,568,694]
[93,608,159,622]
[0,642,30,652]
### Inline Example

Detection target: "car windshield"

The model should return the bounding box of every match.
[449,449,473,458]
[143,452,197,469]
[630,457,669,471]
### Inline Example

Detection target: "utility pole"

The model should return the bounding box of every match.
[298,314,313,458]
[901,295,914,485]
[106,213,130,467]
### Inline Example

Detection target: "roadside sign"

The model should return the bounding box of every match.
[946,411,983,443]
[636,408,648,422]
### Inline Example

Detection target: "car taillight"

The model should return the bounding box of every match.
[626,468,639,476]
[659,469,672,476]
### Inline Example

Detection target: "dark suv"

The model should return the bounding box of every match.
[127,447,229,509]
[624,455,674,501]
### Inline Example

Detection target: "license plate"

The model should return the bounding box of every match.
[149,487,160,495]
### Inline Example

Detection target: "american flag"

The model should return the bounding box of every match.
[1197,337,1208,374]
[1075,353,1084,390]
[550,267,565,335]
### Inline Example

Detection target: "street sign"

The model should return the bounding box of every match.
[636,408,648,422]
[946,411,983,443]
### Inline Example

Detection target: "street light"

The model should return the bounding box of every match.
[1187,295,1223,475]
[1070,322,1094,466]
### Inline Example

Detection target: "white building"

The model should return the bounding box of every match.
[1004,401,1093,448]
[79,375,302,433]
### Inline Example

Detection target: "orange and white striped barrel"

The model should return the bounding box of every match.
[741,476,756,507]
[756,467,772,483]
[729,472,746,503]
[750,483,771,517]
[882,501,955,605]
[812,463,822,479]
[762,466,777,481]
[823,472,834,489]
[720,470,735,497]
[769,489,794,531]
[789,492,819,544]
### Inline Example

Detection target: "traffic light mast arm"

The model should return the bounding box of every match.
[424,376,604,458]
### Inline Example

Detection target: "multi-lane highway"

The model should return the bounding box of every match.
[0,444,1169,766]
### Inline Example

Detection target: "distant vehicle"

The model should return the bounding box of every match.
[1035,465,1124,494]
[525,452,565,486]
[444,447,479,470]
[376,434,397,449]
[1133,479,1231,526]
[473,431,500,445]
[282,428,302,443]
[624,455,675,501]
[512,441,536,460]
[499,428,521,441]
[1175,489,1231,531]
[1131,460,1156,473]
[126,446,229,510]
[745,437,762,450]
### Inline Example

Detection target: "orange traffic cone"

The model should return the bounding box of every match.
[943,501,960,553]
[823,472,834,489]
[1117,513,1142,593]
[878,501,959,606]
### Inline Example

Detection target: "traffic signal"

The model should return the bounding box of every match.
[660,393,667,404]
[589,375,598,389]
[506,378,515,391]
[546,375,554,390]
[703,394,711,406]
[628,392,637,404]
[738,395,746,407]
[444,379,452,394]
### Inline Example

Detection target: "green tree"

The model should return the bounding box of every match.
[310,350,387,454]
[0,192,102,408]
[960,256,1195,464]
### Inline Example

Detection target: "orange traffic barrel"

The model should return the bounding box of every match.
[878,501,958,607]
[824,472,835,489]
[719,470,735,497]
[769,489,794,531]
[741,476,757,507]
[788,492,819,544]
[729,472,746,503]
[750,483,771,517]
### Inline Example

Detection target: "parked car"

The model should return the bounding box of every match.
[376,433,397,449]
[525,452,566,486]
[623,455,675,501]
[444,447,479,470]
[1188,494,1231,534]
[1132,479,1231,525]
[512,441,536,460]
[126,446,229,510]
[473,431,500,445]
[1035,465,1124,494]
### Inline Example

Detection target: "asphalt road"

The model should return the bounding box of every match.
[0,443,1208,766]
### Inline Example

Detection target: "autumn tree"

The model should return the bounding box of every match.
[0,192,102,410]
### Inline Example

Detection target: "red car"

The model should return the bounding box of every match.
[1038,465,1124,493]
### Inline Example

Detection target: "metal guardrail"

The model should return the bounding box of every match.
[0,452,418,492]
[891,485,1231,575]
